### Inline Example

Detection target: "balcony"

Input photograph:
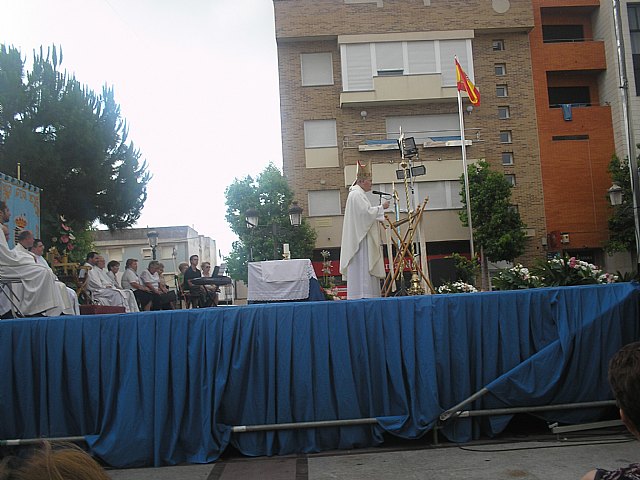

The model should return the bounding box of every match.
[542,40,606,71]
[539,0,599,8]
[340,73,460,107]
[343,128,482,151]
[543,104,611,132]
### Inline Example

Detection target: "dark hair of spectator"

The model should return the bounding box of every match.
[107,260,120,272]
[609,341,640,431]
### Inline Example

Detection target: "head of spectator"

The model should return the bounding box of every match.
[608,341,640,438]
[95,255,106,270]
[202,262,211,276]
[158,263,165,274]
[0,441,110,480]
[189,255,199,268]
[107,260,120,275]
[178,262,188,274]
[147,260,160,274]
[17,230,35,249]
[0,200,10,224]
[86,252,99,266]
[125,258,138,271]
[30,238,45,257]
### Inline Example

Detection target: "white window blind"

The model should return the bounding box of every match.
[344,44,373,91]
[407,41,437,74]
[440,39,470,86]
[304,120,337,148]
[417,181,462,210]
[375,42,403,73]
[386,114,459,144]
[308,190,341,216]
[301,53,334,86]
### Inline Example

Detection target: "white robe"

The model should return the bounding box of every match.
[86,266,139,313]
[340,184,386,300]
[0,236,64,316]
[34,253,80,315]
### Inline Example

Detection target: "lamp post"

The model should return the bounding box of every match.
[245,201,303,261]
[147,230,159,261]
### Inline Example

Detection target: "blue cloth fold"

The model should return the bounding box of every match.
[1,283,639,467]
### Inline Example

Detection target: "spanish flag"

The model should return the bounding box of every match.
[455,57,480,106]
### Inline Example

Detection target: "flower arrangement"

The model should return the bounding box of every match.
[320,249,341,300]
[51,215,76,255]
[493,263,542,290]
[436,281,478,294]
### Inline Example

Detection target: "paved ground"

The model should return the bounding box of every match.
[107,429,639,479]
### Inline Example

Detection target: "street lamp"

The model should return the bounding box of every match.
[608,183,623,206]
[147,230,159,260]
[245,201,303,260]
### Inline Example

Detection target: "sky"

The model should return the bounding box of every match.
[0,0,282,258]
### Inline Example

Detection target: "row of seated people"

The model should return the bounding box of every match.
[81,253,177,312]
[177,254,219,308]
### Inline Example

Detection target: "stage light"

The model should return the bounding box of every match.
[397,136,418,158]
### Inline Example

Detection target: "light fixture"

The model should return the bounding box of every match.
[146,230,159,260]
[397,136,419,158]
[360,110,368,120]
[466,105,474,115]
[289,201,303,227]
[245,208,259,228]
[395,164,427,180]
[608,183,623,206]
[560,232,570,244]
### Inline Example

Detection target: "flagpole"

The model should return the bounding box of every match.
[457,89,475,259]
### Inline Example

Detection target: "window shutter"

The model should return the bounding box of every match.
[304,120,337,148]
[407,41,436,74]
[301,53,334,86]
[344,44,373,91]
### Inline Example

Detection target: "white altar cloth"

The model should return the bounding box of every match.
[248,259,317,302]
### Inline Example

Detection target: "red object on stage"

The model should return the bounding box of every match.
[79,305,126,315]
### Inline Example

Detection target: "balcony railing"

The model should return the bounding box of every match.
[343,128,482,151]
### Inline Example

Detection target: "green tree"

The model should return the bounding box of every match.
[0,44,150,259]
[606,154,636,256]
[459,160,527,288]
[225,163,317,282]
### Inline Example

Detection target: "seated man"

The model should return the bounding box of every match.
[86,255,139,313]
[121,258,153,311]
[0,201,65,317]
[24,235,80,315]
[140,261,176,310]
[582,342,640,480]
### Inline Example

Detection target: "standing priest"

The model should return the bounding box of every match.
[340,161,389,299]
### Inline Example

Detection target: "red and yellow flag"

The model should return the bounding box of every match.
[455,57,480,106]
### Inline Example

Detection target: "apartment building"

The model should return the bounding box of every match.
[274,0,547,284]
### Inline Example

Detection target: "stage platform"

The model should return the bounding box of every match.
[1,283,639,468]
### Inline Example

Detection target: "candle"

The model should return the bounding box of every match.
[283,243,290,254]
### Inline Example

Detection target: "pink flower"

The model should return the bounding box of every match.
[569,257,577,268]
[61,223,70,231]
[60,234,69,243]
[67,243,75,251]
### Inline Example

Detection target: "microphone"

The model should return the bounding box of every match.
[372,190,392,196]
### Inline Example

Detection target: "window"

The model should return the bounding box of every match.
[502,152,514,165]
[548,86,591,107]
[492,40,505,51]
[495,63,506,76]
[105,248,123,262]
[500,130,512,143]
[141,247,152,260]
[505,174,516,187]
[304,120,337,148]
[375,181,463,211]
[386,114,459,144]
[341,39,473,91]
[542,25,585,43]
[375,42,403,75]
[496,85,508,97]
[160,246,175,260]
[301,53,334,86]
[630,4,640,95]
[343,43,374,91]
[498,106,510,119]
[308,190,341,216]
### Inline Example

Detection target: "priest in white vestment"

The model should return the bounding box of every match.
[86,255,139,313]
[339,162,389,299]
[0,203,65,316]
[29,237,80,315]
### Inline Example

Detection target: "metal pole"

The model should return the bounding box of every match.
[613,0,640,267]
[231,417,378,433]
[440,387,489,421]
[152,246,157,261]
[454,400,615,418]
[457,90,475,259]
[0,436,86,446]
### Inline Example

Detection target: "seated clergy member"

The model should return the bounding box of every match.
[121,258,153,311]
[583,342,640,480]
[26,236,80,315]
[86,255,139,313]
[0,202,65,316]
